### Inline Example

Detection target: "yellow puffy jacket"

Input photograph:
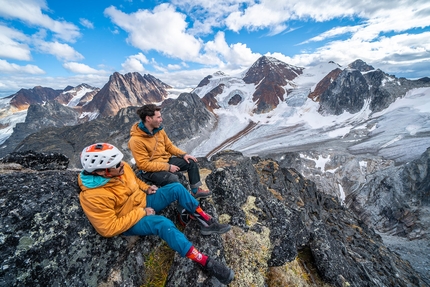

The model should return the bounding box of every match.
[78,162,150,237]
[128,122,186,172]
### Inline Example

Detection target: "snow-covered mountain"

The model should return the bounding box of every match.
[0,84,99,147]
[191,57,430,165]
[0,72,170,147]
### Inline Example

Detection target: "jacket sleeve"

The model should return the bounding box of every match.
[79,190,145,237]
[129,137,170,172]
[162,131,186,157]
[129,131,185,172]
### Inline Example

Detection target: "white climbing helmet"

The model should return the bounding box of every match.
[80,143,124,172]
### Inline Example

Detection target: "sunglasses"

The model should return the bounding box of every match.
[114,162,121,169]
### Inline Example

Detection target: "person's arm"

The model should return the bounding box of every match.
[128,136,171,172]
[162,131,187,158]
[79,191,145,237]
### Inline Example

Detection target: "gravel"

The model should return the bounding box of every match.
[379,233,430,285]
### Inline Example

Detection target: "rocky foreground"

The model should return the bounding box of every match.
[0,151,428,287]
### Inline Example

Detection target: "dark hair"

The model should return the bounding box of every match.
[136,104,161,122]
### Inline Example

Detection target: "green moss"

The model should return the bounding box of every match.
[141,242,175,287]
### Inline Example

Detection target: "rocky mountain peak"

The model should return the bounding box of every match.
[243,56,304,113]
[243,56,303,84]
[348,59,375,72]
[55,83,100,107]
[82,72,171,117]
[9,86,63,111]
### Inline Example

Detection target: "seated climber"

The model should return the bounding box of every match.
[77,143,234,285]
[128,104,211,199]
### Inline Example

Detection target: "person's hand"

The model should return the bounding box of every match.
[146,185,158,194]
[169,164,180,173]
[145,207,155,216]
[183,154,197,163]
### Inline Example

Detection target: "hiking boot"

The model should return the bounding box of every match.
[200,218,231,235]
[205,257,234,285]
[192,187,212,199]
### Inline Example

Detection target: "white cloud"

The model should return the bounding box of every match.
[0,25,31,60]
[167,64,182,70]
[35,40,84,61]
[63,62,102,74]
[104,4,202,61]
[170,0,246,35]
[301,26,362,44]
[0,59,44,74]
[225,2,292,34]
[204,31,260,68]
[0,0,81,42]
[79,18,94,29]
[121,53,149,73]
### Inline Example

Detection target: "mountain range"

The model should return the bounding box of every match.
[0,56,430,284]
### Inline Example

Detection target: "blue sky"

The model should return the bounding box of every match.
[0,0,429,97]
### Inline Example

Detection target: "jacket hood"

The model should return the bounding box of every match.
[79,171,111,189]
[130,122,163,137]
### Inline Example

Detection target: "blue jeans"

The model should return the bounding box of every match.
[122,182,199,257]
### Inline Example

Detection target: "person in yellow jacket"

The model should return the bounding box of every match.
[128,104,211,199]
[78,143,234,285]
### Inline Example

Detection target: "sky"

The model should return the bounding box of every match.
[0,0,429,98]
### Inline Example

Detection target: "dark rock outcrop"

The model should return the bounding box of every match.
[308,68,342,101]
[1,151,69,170]
[1,150,427,287]
[318,69,370,115]
[317,59,430,116]
[346,147,430,240]
[168,151,427,286]
[0,101,81,158]
[201,84,224,112]
[161,93,217,152]
[196,75,213,88]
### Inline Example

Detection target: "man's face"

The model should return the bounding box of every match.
[146,110,163,129]
[95,161,124,178]
[107,161,125,177]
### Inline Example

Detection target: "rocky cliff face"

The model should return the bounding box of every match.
[317,60,430,116]
[82,72,171,117]
[0,150,426,287]
[276,148,430,282]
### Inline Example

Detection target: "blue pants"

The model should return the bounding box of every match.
[122,182,199,257]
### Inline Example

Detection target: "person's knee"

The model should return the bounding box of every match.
[166,182,188,194]
[188,160,198,169]
[152,216,176,232]
[161,173,179,185]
